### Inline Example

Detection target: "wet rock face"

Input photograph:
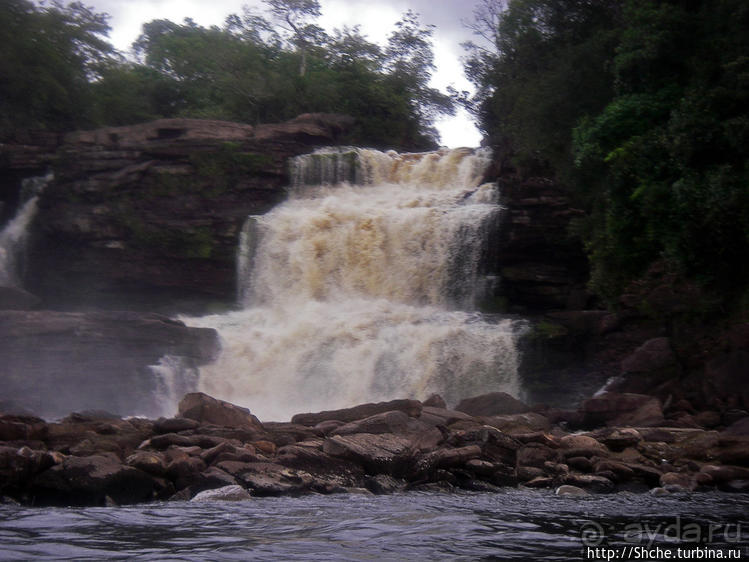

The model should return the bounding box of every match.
[0,310,219,419]
[0,114,353,312]
[488,176,589,313]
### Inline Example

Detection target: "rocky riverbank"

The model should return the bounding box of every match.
[1,391,747,507]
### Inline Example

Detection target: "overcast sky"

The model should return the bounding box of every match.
[85,0,485,147]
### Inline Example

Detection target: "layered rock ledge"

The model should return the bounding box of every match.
[0,114,353,312]
[0,310,219,419]
[2,391,747,507]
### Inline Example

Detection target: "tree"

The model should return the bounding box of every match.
[383,10,454,147]
[572,0,749,300]
[263,0,325,77]
[463,0,620,173]
[0,0,114,137]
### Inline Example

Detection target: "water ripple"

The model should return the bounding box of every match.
[0,490,747,560]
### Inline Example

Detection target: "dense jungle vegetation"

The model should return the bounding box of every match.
[464,0,749,308]
[0,0,452,149]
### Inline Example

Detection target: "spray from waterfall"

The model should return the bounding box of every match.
[0,172,52,287]
[185,148,524,421]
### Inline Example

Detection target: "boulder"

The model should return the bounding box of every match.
[147,432,227,451]
[153,417,200,434]
[291,399,422,426]
[275,445,364,487]
[423,394,447,409]
[581,392,664,427]
[454,392,530,417]
[594,428,642,451]
[565,473,615,493]
[524,476,554,488]
[125,451,168,476]
[621,337,677,374]
[559,434,607,453]
[713,443,749,465]
[364,474,406,494]
[0,446,56,490]
[31,454,158,506]
[0,414,48,442]
[621,463,663,486]
[167,456,207,490]
[261,422,319,445]
[419,407,476,427]
[567,457,593,472]
[332,411,443,452]
[659,472,696,491]
[199,441,238,465]
[178,393,263,430]
[724,417,749,436]
[332,410,414,436]
[414,445,482,472]
[212,446,259,465]
[516,443,559,468]
[699,464,749,483]
[555,484,589,496]
[705,352,749,410]
[190,484,251,502]
[483,412,551,434]
[232,462,313,496]
[322,433,414,476]
[593,460,635,481]
[693,410,722,429]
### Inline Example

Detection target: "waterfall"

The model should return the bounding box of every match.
[185,148,524,421]
[149,355,200,418]
[0,172,52,287]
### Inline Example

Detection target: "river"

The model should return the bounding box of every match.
[1,490,748,560]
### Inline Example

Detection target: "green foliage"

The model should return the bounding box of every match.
[464,0,621,174]
[572,0,749,300]
[2,0,452,150]
[190,144,273,194]
[531,320,568,340]
[0,0,114,137]
[133,223,215,259]
[118,207,215,259]
[466,0,749,305]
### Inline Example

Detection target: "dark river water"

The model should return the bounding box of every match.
[1,490,748,561]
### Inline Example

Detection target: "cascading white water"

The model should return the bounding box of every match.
[148,355,200,418]
[0,172,52,286]
[186,147,524,421]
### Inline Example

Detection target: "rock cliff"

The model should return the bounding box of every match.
[1,114,353,312]
[483,164,749,423]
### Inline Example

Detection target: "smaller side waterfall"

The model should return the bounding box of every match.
[148,355,200,418]
[0,172,52,286]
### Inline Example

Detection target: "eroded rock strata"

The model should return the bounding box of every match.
[0,114,353,311]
